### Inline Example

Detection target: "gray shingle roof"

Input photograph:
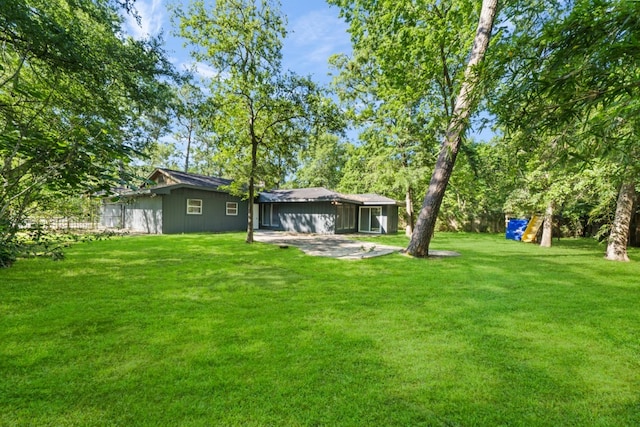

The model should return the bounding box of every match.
[152,168,232,190]
[347,193,399,205]
[130,169,400,206]
[116,168,234,197]
[259,187,399,205]
[258,188,347,203]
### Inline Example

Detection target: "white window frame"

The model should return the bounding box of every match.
[186,199,203,215]
[358,206,382,233]
[226,201,238,216]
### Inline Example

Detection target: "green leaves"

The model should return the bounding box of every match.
[486,0,640,253]
[493,0,640,144]
[173,0,344,239]
[174,0,286,83]
[1,0,175,260]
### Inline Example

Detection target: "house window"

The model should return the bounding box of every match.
[349,205,356,229]
[336,204,356,231]
[187,199,202,215]
[226,202,238,216]
[261,203,272,226]
[260,203,280,227]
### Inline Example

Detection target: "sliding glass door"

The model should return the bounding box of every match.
[261,203,276,226]
[358,206,382,233]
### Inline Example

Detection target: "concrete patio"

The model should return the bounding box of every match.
[254,231,460,260]
[253,231,403,259]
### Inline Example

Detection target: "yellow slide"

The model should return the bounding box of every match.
[521,215,543,243]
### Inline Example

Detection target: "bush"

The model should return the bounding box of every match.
[0,240,17,268]
[0,226,123,268]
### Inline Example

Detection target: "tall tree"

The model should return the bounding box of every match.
[0,0,174,266]
[173,0,341,243]
[173,78,206,173]
[291,133,347,190]
[329,0,477,236]
[136,141,183,177]
[439,138,516,233]
[407,0,499,257]
[491,0,640,261]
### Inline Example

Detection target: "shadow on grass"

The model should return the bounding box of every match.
[2,232,640,425]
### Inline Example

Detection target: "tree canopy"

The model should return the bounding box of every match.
[173,0,343,242]
[328,0,480,236]
[0,0,175,266]
[490,0,640,259]
[3,0,639,266]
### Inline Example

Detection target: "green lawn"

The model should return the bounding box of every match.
[1,233,639,426]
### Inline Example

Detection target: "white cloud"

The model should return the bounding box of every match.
[191,62,220,80]
[286,9,351,69]
[173,59,225,84]
[124,0,165,39]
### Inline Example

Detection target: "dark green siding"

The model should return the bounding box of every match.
[260,202,399,234]
[162,188,247,234]
[264,202,337,234]
[382,205,399,234]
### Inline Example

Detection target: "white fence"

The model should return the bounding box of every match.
[23,217,102,231]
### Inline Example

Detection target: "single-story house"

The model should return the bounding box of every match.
[258,187,400,234]
[101,168,248,234]
[101,169,401,235]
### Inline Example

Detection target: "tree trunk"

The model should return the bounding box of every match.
[405,186,415,237]
[406,0,498,257]
[605,181,635,261]
[246,136,259,244]
[630,198,640,247]
[184,125,192,172]
[540,201,554,248]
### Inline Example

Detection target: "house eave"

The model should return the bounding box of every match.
[116,188,153,197]
[258,189,404,207]
[358,200,401,206]
[120,183,233,197]
[168,183,232,194]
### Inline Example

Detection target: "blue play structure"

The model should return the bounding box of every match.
[506,218,529,241]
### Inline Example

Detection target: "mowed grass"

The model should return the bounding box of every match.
[1,232,639,426]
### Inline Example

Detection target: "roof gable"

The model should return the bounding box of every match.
[147,168,233,191]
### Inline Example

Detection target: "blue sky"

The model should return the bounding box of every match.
[124,0,351,87]
[124,0,494,142]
